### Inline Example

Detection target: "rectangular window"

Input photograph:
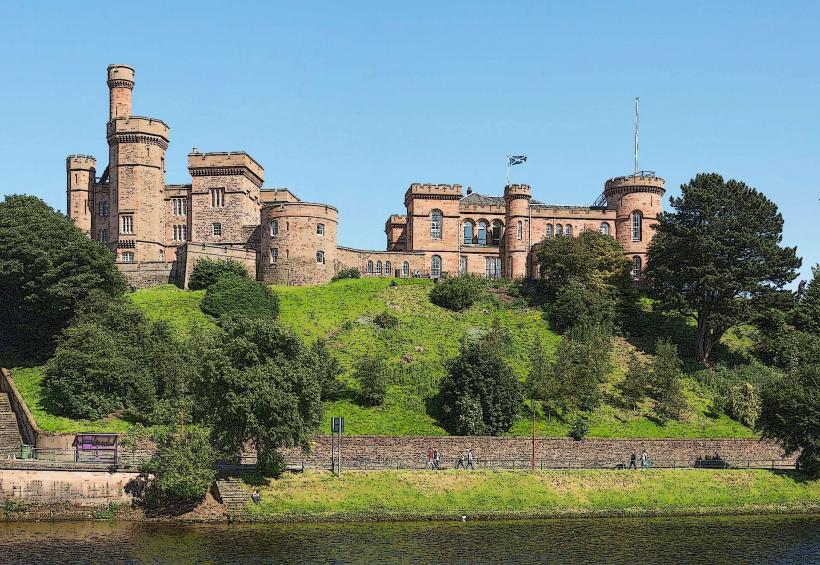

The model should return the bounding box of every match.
[210,188,225,207]
[212,223,222,236]
[316,251,325,264]
[172,198,187,215]
[485,257,501,279]
[122,252,134,263]
[317,223,325,236]
[270,248,278,263]
[459,256,467,275]
[270,220,279,236]
[100,229,108,243]
[99,202,109,216]
[173,225,187,242]
[121,215,133,234]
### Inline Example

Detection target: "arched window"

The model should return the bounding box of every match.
[463,221,474,245]
[402,261,409,277]
[599,222,610,236]
[546,224,553,238]
[555,224,563,237]
[491,220,503,245]
[631,255,642,279]
[385,261,392,276]
[366,260,373,274]
[477,221,488,245]
[270,220,279,236]
[316,251,325,264]
[431,209,442,240]
[376,260,383,275]
[431,255,442,278]
[631,211,642,242]
[517,221,523,240]
[317,223,325,235]
[566,224,573,237]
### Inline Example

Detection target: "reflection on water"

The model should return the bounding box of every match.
[0,515,818,564]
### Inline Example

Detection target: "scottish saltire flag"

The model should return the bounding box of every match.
[508,155,527,166]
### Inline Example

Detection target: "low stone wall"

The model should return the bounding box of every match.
[280,436,795,468]
[0,469,138,505]
[0,368,37,446]
[177,243,257,289]
[118,261,176,288]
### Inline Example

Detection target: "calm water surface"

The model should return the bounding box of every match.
[0,515,818,564]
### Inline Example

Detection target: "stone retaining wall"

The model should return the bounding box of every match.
[0,469,138,505]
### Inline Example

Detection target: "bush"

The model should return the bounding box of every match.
[620,353,650,410]
[724,382,762,427]
[568,417,589,440]
[141,426,217,504]
[331,268,361,281]
[200,277,279,320]
[356,356,388,407]
[438,340,521,435]
[188,258,249,290]
[374,310,399,329]
[547,279,616,333]
[429,275,484,311]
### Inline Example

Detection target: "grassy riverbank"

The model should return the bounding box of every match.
[240,469,820,522]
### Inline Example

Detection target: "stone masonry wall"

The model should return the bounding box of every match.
[0,469,138,505]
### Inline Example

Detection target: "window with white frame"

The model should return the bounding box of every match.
[385,261,392,275]
[317,223,325,236]
[431,255,442,278]
[367,260,373,274]
[631,255,642,279]
[402,261,409,277]
[485,256,501,279]
[172,198,187,215]
[555,223,563,237]
[172,225,187,241]
[463,221,474,244]
[122,251,134,263]
[376,260,382,275]
[212,222,222,236]
[121,215,133,234]
[546,224,553,238]
[566,224,573,237]
[430,209,442,240]
[599,222,610,236]
[210,188,225,207]
[459,256,467,274]
[270,220,279,236]
[477,221,488,245]
[631,211,642,241]
[316,251,325,264]
[517,221,523,240]
[270,247,278,263]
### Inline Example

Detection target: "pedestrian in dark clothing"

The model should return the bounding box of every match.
[456,453,465,469]
[433,449,441,470]
[427,447,434,469]
[466,449,474,470]
[251,489,261,504]
[629,452,637,470]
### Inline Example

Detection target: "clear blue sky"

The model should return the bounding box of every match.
[1,1,818,281]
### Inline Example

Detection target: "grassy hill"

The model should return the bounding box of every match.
[9,278,756,437]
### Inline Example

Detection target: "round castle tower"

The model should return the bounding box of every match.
[107,64,134,119]
[503,183,532,279]
[66,155,96,236]
[260,202,339,285]
[603,172,665,274]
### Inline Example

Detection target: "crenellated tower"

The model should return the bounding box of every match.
[66,155,96,236]
[503,183,531,279]
[403,183,463,276]
[107,64,134,119]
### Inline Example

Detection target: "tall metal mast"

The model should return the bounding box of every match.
[634,97,639,174]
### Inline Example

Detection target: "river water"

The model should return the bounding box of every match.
[0,515,818,564]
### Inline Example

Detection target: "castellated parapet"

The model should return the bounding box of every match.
[65,64,664,288]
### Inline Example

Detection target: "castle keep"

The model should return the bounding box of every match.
[67,65,665,288]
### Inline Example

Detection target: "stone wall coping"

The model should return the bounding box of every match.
[306,434,766,443]
[0,368,42,446]
[336,246,426,256]
[261,201,338,213]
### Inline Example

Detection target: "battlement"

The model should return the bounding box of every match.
[66,155,96,169]
[187,151,264,187]
[604,172,665,195]
[504,183,532,199]
[107,116,170,142]
[261,188,300,204]
[386,214,407,224]
[107,65,135,86]
[404,183,463,204]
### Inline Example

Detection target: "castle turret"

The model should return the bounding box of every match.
[504,183,531,279]
[603,172,665,277]
[107,65,134,120]
[403,183,463,276]
[66,155,96,236]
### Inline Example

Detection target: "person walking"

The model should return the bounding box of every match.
[629,452,637,470]
[456,452,465,469]
[641,451,649,469]
[434,449,441,470]
[427,447,434,469]
[466,449,474,470]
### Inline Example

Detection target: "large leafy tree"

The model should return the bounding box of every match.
[0,195,126,357]
[551,323,613,412]
[646,174,800,365]
[192,319,323,476]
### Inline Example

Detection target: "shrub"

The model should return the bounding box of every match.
[438,340,521,435]
[620,353,650,410]
[200,277,279,320]
[374,310,399,329]
[547,279,616,333]
[568,417,589,440]
[724,382,762,428]
[331,268,361,281]
[188,258,249,290]
[356,356,388,407]
[651,339,688,423]
[429,275,484,311]
[141,426,217,504]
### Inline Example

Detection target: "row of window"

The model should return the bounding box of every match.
[463,220,503,246]
[270,220,325,236]
[172,225,187,241]
[268,248,326,264]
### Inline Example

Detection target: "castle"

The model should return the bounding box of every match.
[67,65,665,288]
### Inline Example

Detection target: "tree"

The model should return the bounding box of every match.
[646,174,801,365]
[650,340,687,423]
[724,382,762,428]
[0,195,126,357]
[552,324,613,412]
[200,276,279,321]
[620,352,650,410]
[757,364,820,478]
[438,340,522,435]
[312,338,344,401]
[548,278,616,333]
[429,274,484,311]
[526,335,559,421]
[141,426,217,504]
[356,356,388,407]
[192,319,323,477]
[188,258,249,290]
[793,264,820,335]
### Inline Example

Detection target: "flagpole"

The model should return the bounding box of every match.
[506,155,510,187]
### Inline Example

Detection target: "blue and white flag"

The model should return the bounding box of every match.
[508,155,527,166]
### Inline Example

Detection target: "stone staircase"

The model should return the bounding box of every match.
[0,393,23,457]
[215,478,249,517]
